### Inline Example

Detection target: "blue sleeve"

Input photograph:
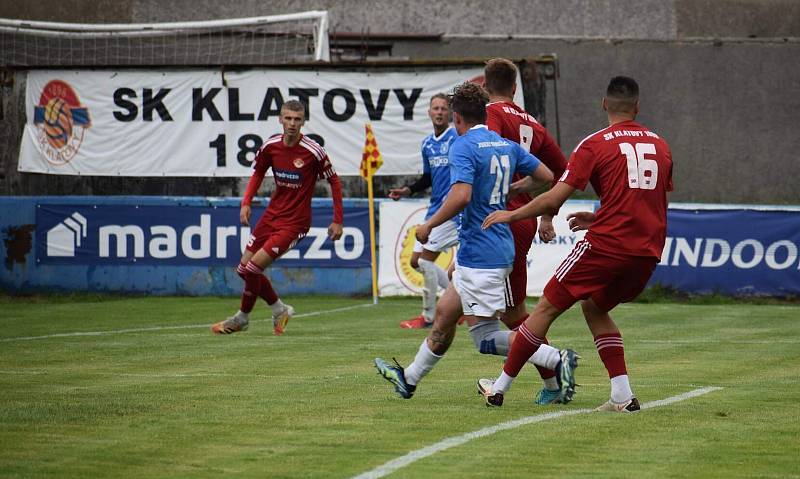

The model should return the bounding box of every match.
[421,141,431,174]
[514,142,541,176]
[449,140,474,186]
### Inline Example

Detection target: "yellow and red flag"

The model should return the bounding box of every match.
[359,123,383,179]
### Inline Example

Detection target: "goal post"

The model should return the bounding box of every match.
[0,10,330,66]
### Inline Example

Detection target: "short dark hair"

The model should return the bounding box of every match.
[449,82,489,124]
[484,58,517,96]
[429,93,448,106]
[281,99,305,114]
[605,76,639,114]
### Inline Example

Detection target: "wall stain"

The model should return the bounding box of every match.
[3,224,35,271]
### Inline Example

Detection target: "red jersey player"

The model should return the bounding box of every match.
[479,58,570,405]
[211,100,344,336]
[479,76,673,411]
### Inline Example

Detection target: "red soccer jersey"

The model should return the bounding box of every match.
[486,101,568,210]
[562,120,673,259]
[245,134,340,229]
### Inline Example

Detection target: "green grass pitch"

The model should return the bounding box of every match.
[1,295,799,478]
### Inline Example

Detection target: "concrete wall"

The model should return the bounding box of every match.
[4,0,799,39]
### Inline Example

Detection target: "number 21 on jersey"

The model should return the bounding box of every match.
[490,154,511,204]
[620,142,658,190]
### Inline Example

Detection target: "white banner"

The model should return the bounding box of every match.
[378,200,595,297]
[19,68,523,177]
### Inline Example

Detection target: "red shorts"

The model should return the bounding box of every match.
[543,240,658,313]
[246,217,308,259]
[508,217,537,307]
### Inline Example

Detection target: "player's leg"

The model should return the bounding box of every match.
[399,244,427,328]
[258,229,307,335]
[480,239,607,406]
[211,247,275,335]
[375,282,463,398]
[401,219,457,329]
[589,257,657,412]
[505,217,560,399]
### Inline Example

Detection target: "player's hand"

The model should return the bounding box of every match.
[566,211,595,232]
[508,178,531,200]
[415,223,432,244]
[388,186,410,201]
[481,210,515,230]
[328,222,343,241]
[239,205,251,226]
[538,216,556,242]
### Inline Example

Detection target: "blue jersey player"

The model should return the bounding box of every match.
[375,82,572,400]
[389,93,459,329]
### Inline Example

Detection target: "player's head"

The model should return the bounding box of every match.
[428,93,450,130]
[280,100,306,138]
[484,58,517,97]
[449,82,489,134]
[603,76,640,118]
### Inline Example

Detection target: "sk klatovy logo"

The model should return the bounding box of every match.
[33,80,91,165]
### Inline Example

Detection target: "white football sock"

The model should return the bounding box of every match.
[434,263,450,289]
[610,375,634,403]
[492,371,514,395]
[531,344,561,370]
[403,339,442,385]
[269,299,286,315]
[417,259,438,322]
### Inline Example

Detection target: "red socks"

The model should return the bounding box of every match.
[503,322,546,377]
[594,332,627,378]
[240,261,263,313]
[237,262,279,305]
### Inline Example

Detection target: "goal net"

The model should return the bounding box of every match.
[0,10,329,67]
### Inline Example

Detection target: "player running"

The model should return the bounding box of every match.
[478,76,673,411]
[211,100,344,336]
[374,82,575,401]
[388,93,459,329]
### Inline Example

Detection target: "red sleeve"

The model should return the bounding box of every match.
[242,146,270,206]
[533,127,568,187]
[328,175,344,224]
[562,143,594,191]
[486,105,503,133]
[317,153,343,224]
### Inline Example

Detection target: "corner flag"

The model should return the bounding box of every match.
[360,123,383,179]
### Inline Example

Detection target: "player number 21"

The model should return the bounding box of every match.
[490,154,511,204]
[619,142,658,190]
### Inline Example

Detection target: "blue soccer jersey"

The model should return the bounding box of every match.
[450,125,541,269]
[421,126,458,219]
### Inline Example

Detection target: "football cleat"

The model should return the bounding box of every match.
[272,304,294,336]
[556,349,580,404]
[374,357,416,399]
[211,315,249,335]
[595,397,641,413]
[477,378,504,407]
[534,387,562,405]
[399,315,433,329]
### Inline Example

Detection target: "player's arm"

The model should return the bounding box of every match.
[320,156,344,241]
[483,182,574,229]
[533,127,569,240]
[416,182,470,244]
[240,147,270,226]
[388,172,431,200]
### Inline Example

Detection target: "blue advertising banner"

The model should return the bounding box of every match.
[652,209,800,296]
[36,203,369,267]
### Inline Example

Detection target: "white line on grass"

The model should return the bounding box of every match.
[351,386,723,479]
[0,303,374,343]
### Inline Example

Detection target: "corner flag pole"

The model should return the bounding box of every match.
[366,175,379,305]
[361,123,383,305]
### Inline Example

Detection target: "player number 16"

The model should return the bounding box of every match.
[619,142,658,190]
